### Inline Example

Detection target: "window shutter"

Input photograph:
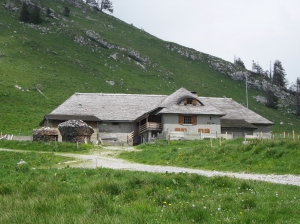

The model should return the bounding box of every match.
[179,115,183,124]
[192,115,197,125]
[192,99,197,106]
[184,99,187,105]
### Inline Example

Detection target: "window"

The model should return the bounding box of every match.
[179,115,197,125]
[184,98,197,105]
[184,116,192,124]
[187,98,193,105]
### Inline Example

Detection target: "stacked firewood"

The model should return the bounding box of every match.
[33,127,58,141]
[58,120,94,143]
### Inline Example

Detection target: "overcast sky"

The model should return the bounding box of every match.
[111,0,300,86]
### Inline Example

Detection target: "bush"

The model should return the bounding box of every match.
[15,163,30,173]
[0,184,12,195]
[63,6,70,17]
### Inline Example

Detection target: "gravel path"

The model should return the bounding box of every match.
[2,147,300,186]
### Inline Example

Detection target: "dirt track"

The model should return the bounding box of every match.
[2,147,300,186]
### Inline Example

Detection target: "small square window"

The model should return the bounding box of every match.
[183,116,192,124]
[187,99,193,104]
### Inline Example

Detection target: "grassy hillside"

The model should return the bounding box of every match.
[0,0,299,135]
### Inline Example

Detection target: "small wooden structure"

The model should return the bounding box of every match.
[58,120,94,143]
[33,127,58,141]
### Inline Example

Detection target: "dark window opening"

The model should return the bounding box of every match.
[187,98,193,104]
[183,116,192,124]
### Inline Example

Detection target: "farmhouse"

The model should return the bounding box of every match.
[40,87,273,145]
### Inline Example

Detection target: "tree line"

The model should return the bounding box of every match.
[235,57,287,89]
[235,57,300,115]
[19,0,113,24]
[86,0,113,13]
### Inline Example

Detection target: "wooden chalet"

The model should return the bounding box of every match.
[40,88,273,145]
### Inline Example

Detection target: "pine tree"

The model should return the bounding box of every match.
[296,78,300,116]
[46,7,52,17]
[272,60,287,88]
[252,60,265,76]
[30,5,42,24]
[234,57,245,69]
[265,88,278,109]
[63,6,70,17]
[99,0,113,13]
[19,2,30,23]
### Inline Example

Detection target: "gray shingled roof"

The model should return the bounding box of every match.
[39,114,100,126]
[49,93,166,121]
[158,88,225,115]
[221,119,258,129]
[199,97,274,125]
[46,88,273,125]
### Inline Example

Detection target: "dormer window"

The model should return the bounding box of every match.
[184,98,197,106]
[187,98,193,105]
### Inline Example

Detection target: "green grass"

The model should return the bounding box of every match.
[0,140,93,153]
[0,150,71,170]
[1,150,300,223]
[1,0,300,135]
[119,139,300,175]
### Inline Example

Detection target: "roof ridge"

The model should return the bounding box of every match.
[74,93,167,97]
[199,96,233,100]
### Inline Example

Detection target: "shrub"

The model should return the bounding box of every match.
[15,163,30,173]
[210,176,232,188]
[241,197,256,209]
[0,184,12,195]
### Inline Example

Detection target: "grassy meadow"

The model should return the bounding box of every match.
[0,138,300,223]
[119,138,300,175]
[0,148,299,223]
[0,139,93,153]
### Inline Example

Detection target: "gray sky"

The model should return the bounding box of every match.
[111,0,300,86]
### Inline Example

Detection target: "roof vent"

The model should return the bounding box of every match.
[190,91,197,96]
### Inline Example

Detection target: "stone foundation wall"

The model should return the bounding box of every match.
[62,135,91,143]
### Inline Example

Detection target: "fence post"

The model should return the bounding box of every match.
[210,138,212,148]
[219,136,222,146]
[293,130,295,141]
